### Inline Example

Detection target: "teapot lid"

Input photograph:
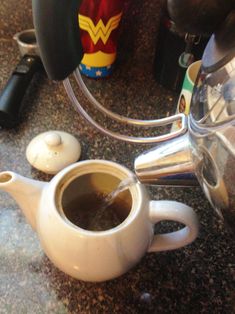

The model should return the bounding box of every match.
[26,130,81,174]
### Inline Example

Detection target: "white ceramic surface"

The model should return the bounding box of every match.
[26,130,81,174]
[0,160,199,282]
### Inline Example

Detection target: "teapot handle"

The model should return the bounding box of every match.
[148,200,199,252]
[32,0,84,80]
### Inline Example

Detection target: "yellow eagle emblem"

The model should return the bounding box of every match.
[78,12,122,45]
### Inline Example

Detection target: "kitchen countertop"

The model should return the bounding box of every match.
[0,1,235,313]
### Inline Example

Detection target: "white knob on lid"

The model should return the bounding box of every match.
[26,130,81,174]
[44,132,62,147]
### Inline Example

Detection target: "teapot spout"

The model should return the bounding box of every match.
[0,171,46,230]
[134,134,198,186]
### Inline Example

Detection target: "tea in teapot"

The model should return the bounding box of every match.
[0,160,198,282]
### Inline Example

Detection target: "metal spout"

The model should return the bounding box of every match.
[134,134,198,186]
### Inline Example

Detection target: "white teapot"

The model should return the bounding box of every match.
[0,160,198,282]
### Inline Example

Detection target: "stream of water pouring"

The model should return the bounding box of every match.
[90,176,139,228]
[104,176,138,206]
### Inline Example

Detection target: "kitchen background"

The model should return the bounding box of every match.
[0,0,235,313]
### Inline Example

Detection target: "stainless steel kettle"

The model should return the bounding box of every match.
[135,20,235,233]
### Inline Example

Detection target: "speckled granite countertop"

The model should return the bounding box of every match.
[0,1,235,313]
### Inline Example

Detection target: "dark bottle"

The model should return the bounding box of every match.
[154,11,209,92]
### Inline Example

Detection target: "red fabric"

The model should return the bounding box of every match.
[79,0,124,54]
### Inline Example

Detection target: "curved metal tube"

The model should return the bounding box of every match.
[63,70,188,144]
[75,69,182,127]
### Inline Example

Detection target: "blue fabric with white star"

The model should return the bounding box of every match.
[79,63,114,78]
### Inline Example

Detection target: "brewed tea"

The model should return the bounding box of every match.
[63,192,131,231]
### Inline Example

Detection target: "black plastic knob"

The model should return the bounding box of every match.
[0,55,42,128]
[32,0,84,81]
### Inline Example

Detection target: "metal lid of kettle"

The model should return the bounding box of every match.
[202,11,235,72]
